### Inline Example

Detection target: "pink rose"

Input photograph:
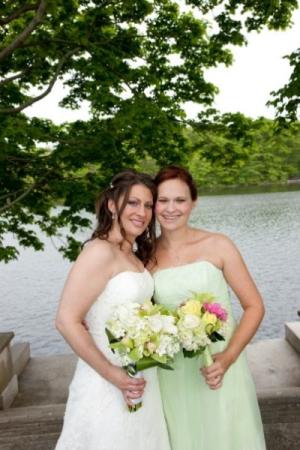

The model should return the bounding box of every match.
[203,302,227,321]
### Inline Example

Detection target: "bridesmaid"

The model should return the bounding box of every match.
[151,166,266,450]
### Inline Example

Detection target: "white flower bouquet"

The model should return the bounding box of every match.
[106,300,180,411]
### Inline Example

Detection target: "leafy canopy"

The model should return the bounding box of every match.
[0,0,298,261]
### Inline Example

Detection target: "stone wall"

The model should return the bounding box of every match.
[259,388,300,450]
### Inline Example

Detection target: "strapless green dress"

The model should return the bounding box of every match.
[153,261,266,450]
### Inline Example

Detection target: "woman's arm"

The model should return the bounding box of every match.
[202,235,265,389]
[55,240,145,400]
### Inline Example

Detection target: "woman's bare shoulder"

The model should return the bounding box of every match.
[77,238,116,268]
[193,229,234,247]
[192,230,238,268]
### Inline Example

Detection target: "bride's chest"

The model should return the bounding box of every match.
[86,271,154,325]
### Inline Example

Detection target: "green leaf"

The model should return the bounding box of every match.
[135,357,174,371]
[105,328,119,344]
[210,331,225,342]
[183,348,204,358]
[128,348,141,362]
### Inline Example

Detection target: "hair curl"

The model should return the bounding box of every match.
[91,169,157,265]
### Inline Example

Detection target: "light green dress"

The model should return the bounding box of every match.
[153,260,266,450]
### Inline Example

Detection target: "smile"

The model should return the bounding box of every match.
[131,219,145,227]
[162,215,180,220]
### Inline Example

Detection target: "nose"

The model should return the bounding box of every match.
[137,204,147,217]
[165,200,176,212]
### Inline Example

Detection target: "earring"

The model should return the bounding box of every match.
[146,227,150,239]
[112,212,116,220]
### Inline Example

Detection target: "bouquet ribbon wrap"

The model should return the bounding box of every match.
[127,368,144,413]
[202,346,213,368]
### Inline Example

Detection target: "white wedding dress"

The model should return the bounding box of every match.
[55,270,171,450]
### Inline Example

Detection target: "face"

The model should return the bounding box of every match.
[114,184,154,239]
[155,178,195,230]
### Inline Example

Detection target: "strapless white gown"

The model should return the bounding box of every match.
[55,270,171,450]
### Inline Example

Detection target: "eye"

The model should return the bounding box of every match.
[127,200,139,207]
[157,198,168,203]
[175,198,186,203]
[145,203,153,210]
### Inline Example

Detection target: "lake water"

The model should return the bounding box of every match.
[0,189,299,356]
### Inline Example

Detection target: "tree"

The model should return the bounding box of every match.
[1,0,298,261]
[269,47,300,123]
[187,113,300,187]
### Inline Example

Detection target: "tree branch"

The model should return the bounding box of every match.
[0,168,90,213]
[0,0,47,62]
[0,69,28,86]
[0,3,39,26]
[0,183,37,213]
[6,153,52,163]
[0,48,79,114]
[0,188,24,201]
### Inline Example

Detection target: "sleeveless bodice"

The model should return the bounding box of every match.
[85,270,154,363]
[154,260,236,341]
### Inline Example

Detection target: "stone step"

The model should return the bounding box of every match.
[259,387,300,450]
[0,433,58,450]
[0,404,64,450]
[258,387,300,423]
[1,391,300,450]
[0,404,63,439]
[12,353,76,408]
[285,322,300,354]
[11,342,31,376]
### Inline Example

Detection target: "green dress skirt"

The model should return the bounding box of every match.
[153,260,266,450]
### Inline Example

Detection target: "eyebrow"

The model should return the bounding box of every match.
[158,196,187,199]
[129,197,153,203]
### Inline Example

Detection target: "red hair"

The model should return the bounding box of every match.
[154,166,198,200]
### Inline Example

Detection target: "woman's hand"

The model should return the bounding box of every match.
[200,350,234,390]
[107,365,146,405]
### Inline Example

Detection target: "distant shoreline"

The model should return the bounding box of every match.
[198,180,300,196]
[287,178,300,185]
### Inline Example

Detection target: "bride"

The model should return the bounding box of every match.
[55,170,170,450]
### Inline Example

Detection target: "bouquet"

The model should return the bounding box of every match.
[105,300,180,412]
[176,292,228,368]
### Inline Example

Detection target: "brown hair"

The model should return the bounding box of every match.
[154,166,198,200]
[91,169,157,265]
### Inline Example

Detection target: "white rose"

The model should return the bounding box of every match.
[161,316,178,335]
[182,314,200,329]
[148,314,163,333]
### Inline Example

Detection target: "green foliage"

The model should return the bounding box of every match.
[187,113,300,188]
[0,1,298,261]
[269,48,300,123]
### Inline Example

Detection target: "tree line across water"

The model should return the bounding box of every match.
[139,114,300,189]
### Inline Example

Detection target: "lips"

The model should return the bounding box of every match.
[161,215,180,220]
[131,219,145,228]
